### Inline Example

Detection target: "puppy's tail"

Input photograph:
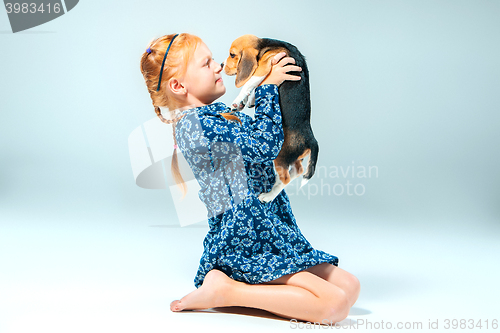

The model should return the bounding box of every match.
[300,140,319,188]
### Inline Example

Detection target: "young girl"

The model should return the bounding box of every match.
[139,33,360,324]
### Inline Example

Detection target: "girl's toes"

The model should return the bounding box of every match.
[170,300,182,312]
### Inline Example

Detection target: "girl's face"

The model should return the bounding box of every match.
[182,42,226,107]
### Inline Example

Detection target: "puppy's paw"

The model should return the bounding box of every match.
[231,94,248,111]
[231,103,245,112]
[258,191,276,203]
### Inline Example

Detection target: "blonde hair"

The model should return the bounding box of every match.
[140,33,241,199]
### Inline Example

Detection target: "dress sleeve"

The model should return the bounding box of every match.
[203,83,284,164]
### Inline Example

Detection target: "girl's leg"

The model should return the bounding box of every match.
[171,269,350,324]
[304,263,361,307]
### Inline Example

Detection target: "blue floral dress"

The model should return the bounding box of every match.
[175,84,339,289]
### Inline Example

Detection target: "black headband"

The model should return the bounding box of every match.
[156,34,179,92]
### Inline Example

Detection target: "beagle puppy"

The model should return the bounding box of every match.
[224,34,318,203]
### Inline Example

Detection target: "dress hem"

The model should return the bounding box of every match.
[194,255,339,289]
[243,256,339,285]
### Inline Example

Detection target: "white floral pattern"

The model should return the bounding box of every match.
[175,84,339,288]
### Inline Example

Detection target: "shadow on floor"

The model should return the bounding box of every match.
[349,307,372,315]
[175,305,371,324]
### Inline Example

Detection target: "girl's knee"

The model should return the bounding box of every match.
[320,288,350,323]
[345,273,361,304]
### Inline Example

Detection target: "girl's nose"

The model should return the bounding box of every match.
[216,61,224,73]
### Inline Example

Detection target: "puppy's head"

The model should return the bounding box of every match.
[224,34,260,88]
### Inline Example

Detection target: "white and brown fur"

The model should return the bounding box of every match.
[224,34,319,203]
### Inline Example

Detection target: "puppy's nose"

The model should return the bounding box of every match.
[220,61,224,70]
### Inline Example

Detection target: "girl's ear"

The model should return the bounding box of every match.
[168,78,186,95]
[235,48,258,88]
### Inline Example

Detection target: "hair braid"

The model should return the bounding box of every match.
[154,106,188,199]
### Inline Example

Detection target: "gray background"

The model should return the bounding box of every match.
[1,0,499,227]
[1,1,499,331]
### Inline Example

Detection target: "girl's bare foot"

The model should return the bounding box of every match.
[170,269,235,312]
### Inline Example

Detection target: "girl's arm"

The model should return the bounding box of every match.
[203,83,284,164]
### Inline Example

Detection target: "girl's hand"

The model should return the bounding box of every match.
[260,52,302,87]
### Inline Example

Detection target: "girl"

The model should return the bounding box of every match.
[139,33,360,324]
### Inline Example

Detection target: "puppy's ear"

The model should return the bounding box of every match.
[235,48,258,88]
